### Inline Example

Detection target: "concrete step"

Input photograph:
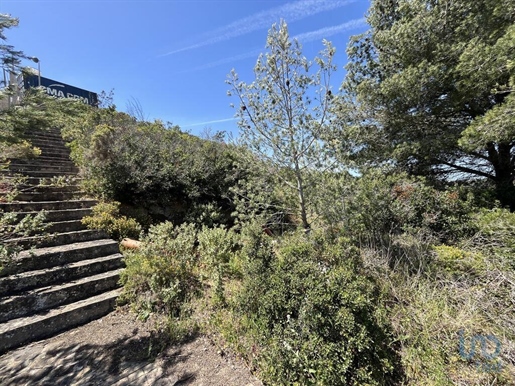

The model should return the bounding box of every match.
[45,219,86,233]
[27,147,70,157]
[24,135,66,144]
[0,199,96,212]
[0,269,122,322]
[8,163,79,174]
[34,148,71,158]
[15,184,80,193]
[13,208,92,222]
[6,229,107,249]
[23,144,71,156]
[9,190,83,202]
[8,157,75,167]
[26,153,73,162]
[24,128,62,136]
[26,142,68,152]
[0,288,121,354]
[0,239,120,277]
[0,176,81,187]
[6,219,86,237]
[24,139,65,148]
[23,131,63,141]
[0,170,78,178]
[0,252,123,295]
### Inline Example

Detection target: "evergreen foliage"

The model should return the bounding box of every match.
[227,20,338,230]
[339,0,515,209]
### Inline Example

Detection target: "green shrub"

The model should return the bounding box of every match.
[236,229,401,385]
[0,210,48,275]
[120,222,199,318]
[432,245,487,277]
[64,114,246,227]
[82,201,142,240]
[197,226,239,306]
[343,171,475,245]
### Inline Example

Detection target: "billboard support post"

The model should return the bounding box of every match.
[28,57,41,87]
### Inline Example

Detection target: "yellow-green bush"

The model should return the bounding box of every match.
[432,245,487,276]
[82,201,141,240]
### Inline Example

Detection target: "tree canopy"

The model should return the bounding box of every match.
[338,0,515,209]
[227,20,337,229]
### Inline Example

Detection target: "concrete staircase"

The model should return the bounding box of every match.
[0,128,124,354]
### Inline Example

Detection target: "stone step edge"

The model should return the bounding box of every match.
[5,229,105,246]
[0,252,123,294]
[8,156,75,163]
[44,219,87,233]
[12,208,92,222]
[9,191,85,200]
[0,201,96,213]
[0,171,79,178]
[0,269,123,323]
[0,199,96,208]
[0,239,119,277]
[0,288,122,354]
[14,238,117,260]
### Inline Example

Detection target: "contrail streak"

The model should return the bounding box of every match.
[293,18,367,41]
[182,17,367,73]
[159,0,357,57]
[181,117,238,128]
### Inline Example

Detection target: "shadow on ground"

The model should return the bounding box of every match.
[0,328,197,386]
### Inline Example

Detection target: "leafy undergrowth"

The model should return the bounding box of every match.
[118,180,515,385]
[121,222,403,385]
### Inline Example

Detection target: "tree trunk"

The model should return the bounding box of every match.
[492,143,515,211]
[294,163,310,230]
[494,174,515,211]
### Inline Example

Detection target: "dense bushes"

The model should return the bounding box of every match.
[119,220,402,384]
[120,222,199,318]
[115,160,515,384]
[340,171,475,244]
[62,108,247,226]
[235,229,401,385]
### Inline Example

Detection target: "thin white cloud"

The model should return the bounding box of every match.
[181,117,238,128]
[293,18,367,42]
[182,17,367,73]
[160,0,357,57]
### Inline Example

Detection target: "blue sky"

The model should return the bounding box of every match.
[2,0,370,136]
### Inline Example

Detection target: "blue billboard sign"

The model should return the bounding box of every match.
[23,74,98,106]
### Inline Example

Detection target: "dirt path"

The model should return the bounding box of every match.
[0,307,262,386]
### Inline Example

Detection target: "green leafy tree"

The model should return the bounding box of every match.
[339,0,515,209]
[0,14,26,75]
[227,20,337,230]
